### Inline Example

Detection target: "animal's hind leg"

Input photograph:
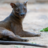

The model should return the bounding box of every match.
[0,30,28,41]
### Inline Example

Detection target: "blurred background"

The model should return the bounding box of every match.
[0,0,48,48]
[0,0,48,3]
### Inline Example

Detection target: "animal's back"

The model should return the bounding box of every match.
[0,16,11,31]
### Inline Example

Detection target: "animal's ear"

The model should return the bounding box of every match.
[10,3,16,8]
[24,0,28,6]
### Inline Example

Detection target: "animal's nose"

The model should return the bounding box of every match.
[21,13,25,16]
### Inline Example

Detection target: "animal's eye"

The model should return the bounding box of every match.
[15,8,19,13]
[24,8,26,10]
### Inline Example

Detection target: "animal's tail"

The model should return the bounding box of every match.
[0,41,47,48]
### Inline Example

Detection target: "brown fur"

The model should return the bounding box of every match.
[0,2,40,41]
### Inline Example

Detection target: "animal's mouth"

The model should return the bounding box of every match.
[20,15,25,18]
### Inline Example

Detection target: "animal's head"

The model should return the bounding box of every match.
[10,1,27,18]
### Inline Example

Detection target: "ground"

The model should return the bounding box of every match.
[0,3,48,48]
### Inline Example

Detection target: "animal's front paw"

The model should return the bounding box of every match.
[21,38,29,42]
[34,33,41,37]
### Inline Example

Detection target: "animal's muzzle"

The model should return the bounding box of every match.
[20,13,25,16]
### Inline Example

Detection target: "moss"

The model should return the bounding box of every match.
[40,27,48,32]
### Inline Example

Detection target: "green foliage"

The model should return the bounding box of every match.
[32,42,36,44]
[40,27,48,32]
[14,45,21,48]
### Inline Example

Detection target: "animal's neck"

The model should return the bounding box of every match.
[10,11,23,24]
